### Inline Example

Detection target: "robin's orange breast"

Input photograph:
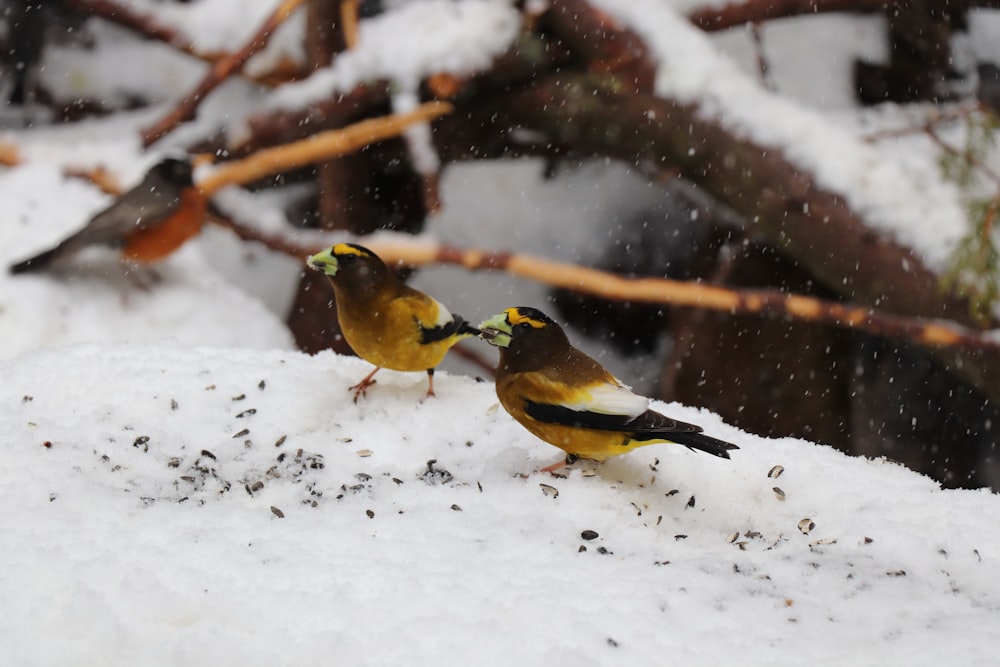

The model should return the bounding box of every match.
[121,189,207,263]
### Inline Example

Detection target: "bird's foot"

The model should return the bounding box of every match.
[538,457,576,476]
[349,378,376,403]
[349,367,382,403]
[516,466,568,479]
[536,453,581,476]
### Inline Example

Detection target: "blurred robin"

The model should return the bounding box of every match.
[9,157,205,275]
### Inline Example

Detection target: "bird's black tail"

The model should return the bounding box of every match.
[9,244,65,274]
[671,431,739,459]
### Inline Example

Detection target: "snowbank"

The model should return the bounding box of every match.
[0,344,997,665]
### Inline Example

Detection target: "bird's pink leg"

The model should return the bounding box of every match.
[349,367,381,402]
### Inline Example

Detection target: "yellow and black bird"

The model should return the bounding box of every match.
[9,157,205,275]
[479,306,738,472]
[308,243,480,401]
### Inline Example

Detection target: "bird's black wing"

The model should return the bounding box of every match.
[523,401,697,433]
[85,185,183,246]
[418,314,481,344]
[524,401,738,459]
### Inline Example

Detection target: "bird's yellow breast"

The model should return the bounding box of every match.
[336,291,454,372]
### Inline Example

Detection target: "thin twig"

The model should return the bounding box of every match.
[749,22,775,91]
[864,103,1000,186]
[450,343,497,377]
[863,104,977,137]
[926,125,1000,187]
[207,211,315,257]
[141,0,305,147]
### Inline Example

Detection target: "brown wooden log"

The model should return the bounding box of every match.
[546,0,655,94]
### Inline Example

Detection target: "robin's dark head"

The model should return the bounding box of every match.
[145,157,195,187]
[479,306,570,370]
[307,243,390,292]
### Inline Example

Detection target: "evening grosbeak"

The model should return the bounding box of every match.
[9,157,205,274]
[308,243,480,401]
[479,306,738,473]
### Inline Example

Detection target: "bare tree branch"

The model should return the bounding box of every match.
[196,101,452,196]
[209,217,1000,356]
[687,0,1000,33]
[64,0,196,52]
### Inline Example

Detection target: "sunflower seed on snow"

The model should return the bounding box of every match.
[767,465,784,479]
[726,532,740,543]
[772,487,786,501]
[356,449,373,457]
[539,483,559,498]
[797,518,815,534]
[580,469,598,477]
[810,537,837,547]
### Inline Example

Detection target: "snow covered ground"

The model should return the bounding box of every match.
[1,345,998,665]
[2,0,1000,664]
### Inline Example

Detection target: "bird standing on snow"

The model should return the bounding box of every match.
[308,243,480,401]
[9,157,205,275]
[479,306,738,473]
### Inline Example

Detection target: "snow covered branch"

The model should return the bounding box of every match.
[63,0,196,53]
[141,0,305,147]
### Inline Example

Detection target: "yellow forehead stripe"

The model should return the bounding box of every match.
[332,243,369,258]
[505,308,546,328]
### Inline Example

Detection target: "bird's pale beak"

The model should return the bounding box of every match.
[478,313,513,348]
[307,247,339,276]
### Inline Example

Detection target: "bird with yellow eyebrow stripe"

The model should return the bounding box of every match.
[479,306,738,473]
[308,243,480,402]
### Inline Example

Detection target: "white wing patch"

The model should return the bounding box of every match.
[560,381,649,418]
[430,296,455,327]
